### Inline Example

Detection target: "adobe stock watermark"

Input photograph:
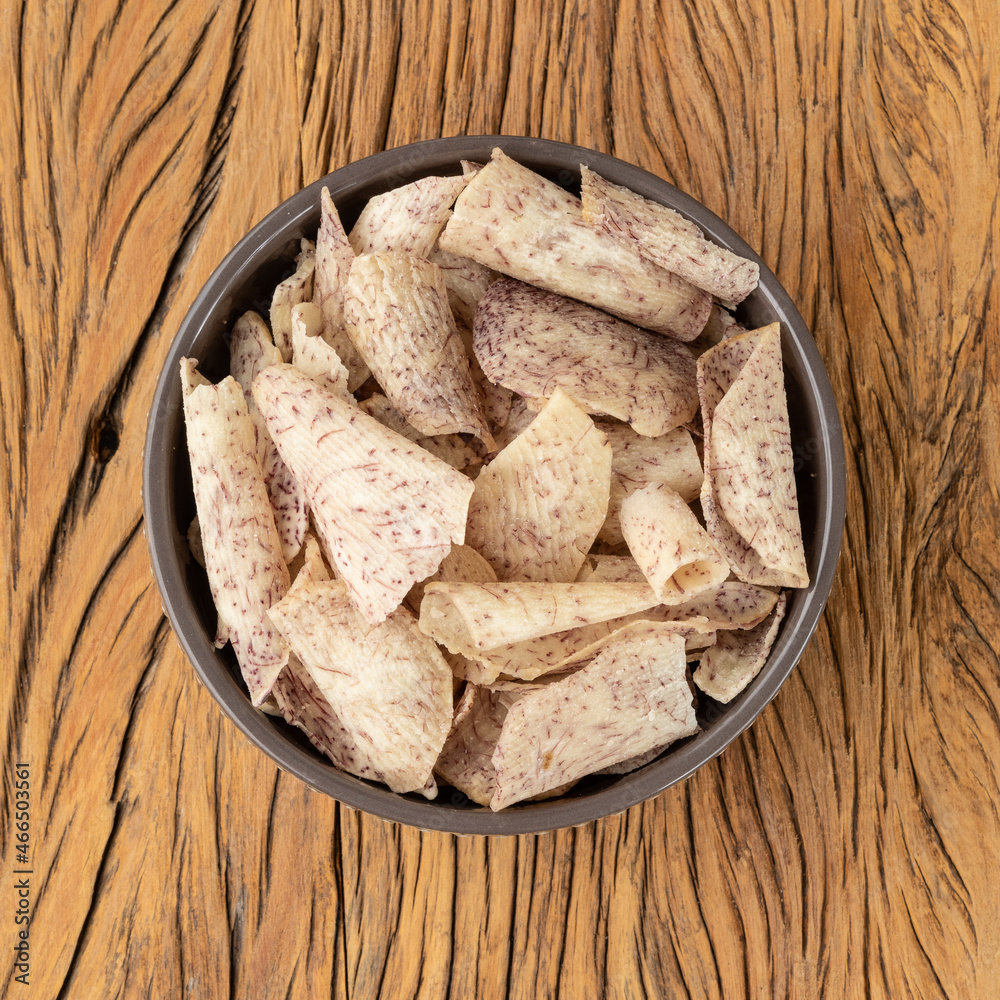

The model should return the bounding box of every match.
[11,763,31,987]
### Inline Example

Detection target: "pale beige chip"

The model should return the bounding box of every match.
[473,279,698,436]
[418,581,661,655]
[270,239,316,362]
[491,626,698,809]
[694,593,788,703]
[267,579,453,793]
[655,581,779,629]
[252,364,474,624]
[290,301,352,399]
[358,394,482,471]
[466,389,612,583]
[348,173,467,256]
[404,543,498,616]
[621,483,730,603]
[708,326,809,588]
[344,252,494,447]
[439,148,711,340]
[689,303,746,355]
[597,422,703,544]
[230,310,307,563]
[313,187,369,390]
[427,246,497,327]
[575,554,646,583]
[180,359,289,705]
[580,166,760,304]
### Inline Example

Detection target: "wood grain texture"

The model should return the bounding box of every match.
[2,0,998,996]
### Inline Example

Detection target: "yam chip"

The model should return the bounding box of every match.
[465,389,612,582]
[473,279,698,436]
[270,239,316,362]
[344,252,494,447]
[348,173,467,256]
[290,301,352,399]
[252,364,474,624]
[418,581,661,655]
[313,187,369,390]
[598,423,702,544]
[180,359,289,705]
[358,394,481,471]
[267,579,452,793]
[620,483,730,603]
[439,148,711,339]
[580,166,759,304]
[491,627,698,809]
[707,326,809,587]
[694,593,788,703]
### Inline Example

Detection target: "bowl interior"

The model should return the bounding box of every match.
[144,136,845,835]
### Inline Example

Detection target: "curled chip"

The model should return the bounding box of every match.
[597,422,702,544]
[252,364,474,624]
[349,173,467,256]
[180,359,289,705]
[491,626,698,809]
[656,581,779,630]
[270,239,316,362]
[580,166,759,304]
[418,581,661,655]
[473,279,698,436]
[440,148,711,340]
[313,187,369,390]
[267,579,453,793]
[291,301,352,399]
[466,389,612,583]
[698,324,809,588]
[694,593,788,703]
[620,483,730,603]
[344,252,494,447]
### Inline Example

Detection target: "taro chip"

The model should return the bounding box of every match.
[404,543,497,615]
[180,359,289,705]
[252,364,474,624]
[428,246,497,327]
[358,394,481,471]
[473,279,698,436]
[576,554,646,583]
[270,239,316,362]
[580,165,760,304]
[491,626,698,809]
[290,301,352,399]
[418,581,661,655]
[313,187,369,390]
[344,252,494,447]
[707,325,809,588]
[267,579,452,793]
[598,422,702,545]
[348,173,467,256]
[694,593,788,703]
[657,581,779,630]
[439,147,711,340]
[620,483,730,603]
[465,389,612,583]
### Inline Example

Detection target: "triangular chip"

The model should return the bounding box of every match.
[656,581,779,629]
[491,627,698,809]
[348,173,467,256]
[252,364,474,624]
[344,252,494,447]
[404,543,498,615]
[580,166,760,304]
[267,580,452,793]
[270,239,316,362]
[313,187,369,389]
[180,359,289,705]
[418,581,661,654]
[465,389,612,582]
[597,422,702,544]
[620,483,730,603]
[708,326,809,587]
[694,593,788,703]
[290,301,352,399]
[439,148,711,340]
[473,279,699,436]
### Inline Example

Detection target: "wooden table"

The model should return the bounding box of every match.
[3,1,997,996]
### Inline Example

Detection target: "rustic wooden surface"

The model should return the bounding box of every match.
[2,0,998,996]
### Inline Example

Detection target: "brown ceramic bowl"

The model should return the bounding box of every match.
[143,136,845,835]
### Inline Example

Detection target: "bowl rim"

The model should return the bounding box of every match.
[143,135,846,835]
